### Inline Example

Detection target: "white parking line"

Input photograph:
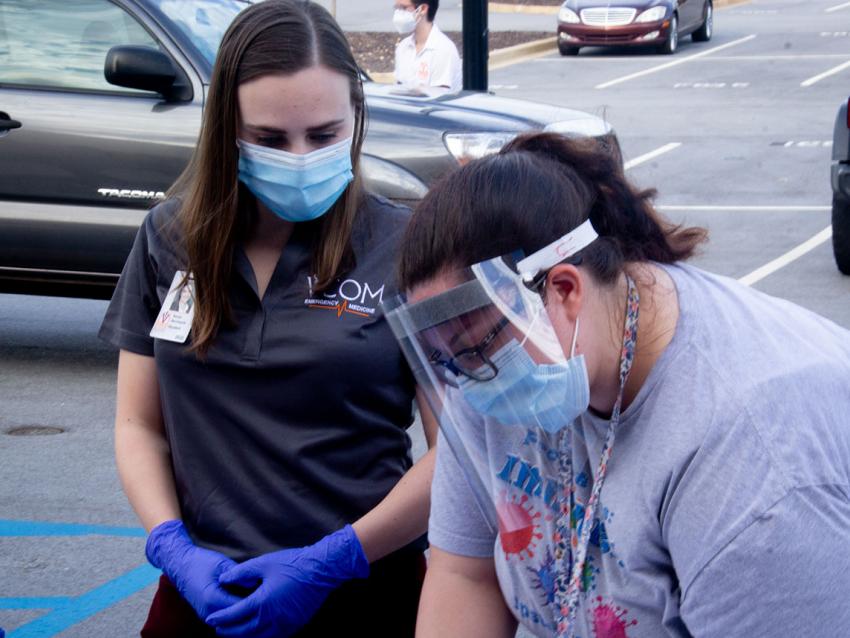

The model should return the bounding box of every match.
[738,226,833,286]
[800,59,850,87]
[595,35,757,89]
[825,1,850,12]
[658,205,830,211]
[623,143,682,170]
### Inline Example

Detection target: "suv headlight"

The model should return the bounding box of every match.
[635,6,667,22]
[558,6,580,24]
[443,132,518,165]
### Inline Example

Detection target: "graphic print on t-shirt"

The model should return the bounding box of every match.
[494,427,637,637]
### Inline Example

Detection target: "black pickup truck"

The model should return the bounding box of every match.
[0,0,617,299]
[832,94,850,275]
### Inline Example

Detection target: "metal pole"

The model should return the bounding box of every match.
[331,0,336,18]
[462,0,488,91]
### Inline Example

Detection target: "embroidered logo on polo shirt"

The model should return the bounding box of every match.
[304,276,385,318]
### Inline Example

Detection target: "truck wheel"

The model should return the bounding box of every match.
[559,44,580,56]
[833,195,850,275]
[692,1,713,42]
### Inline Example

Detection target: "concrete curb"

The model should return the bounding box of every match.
[489,36,557,69]
[366,35,557,82]
[489,2,559,14]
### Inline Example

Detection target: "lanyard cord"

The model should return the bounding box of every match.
[554,275,640,637]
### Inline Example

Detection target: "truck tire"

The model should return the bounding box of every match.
[833,195,850,275]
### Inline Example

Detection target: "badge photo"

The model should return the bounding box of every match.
[150,271,195,343]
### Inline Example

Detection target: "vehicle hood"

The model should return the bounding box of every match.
[562,0,668,9]
[363,84,611,135]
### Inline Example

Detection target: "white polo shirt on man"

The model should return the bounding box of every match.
[394,23,462,92]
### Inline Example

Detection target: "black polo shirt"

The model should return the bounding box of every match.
[99,195,416,561]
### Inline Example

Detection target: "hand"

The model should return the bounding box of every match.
[146,519,243,621]
[205,524,369,638]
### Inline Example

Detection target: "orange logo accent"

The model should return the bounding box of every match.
[308,300,370,319]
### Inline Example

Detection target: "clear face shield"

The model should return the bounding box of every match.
[384,221,599,533]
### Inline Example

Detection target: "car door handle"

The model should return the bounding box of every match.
[0,113,22,132]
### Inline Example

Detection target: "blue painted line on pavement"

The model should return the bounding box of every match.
[0,599,70,610]
[6,564,160,638]
[0,520,145,538]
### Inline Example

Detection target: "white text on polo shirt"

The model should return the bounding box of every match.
[304,276,385,317]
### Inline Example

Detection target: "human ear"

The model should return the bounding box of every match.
[545,264,583,322]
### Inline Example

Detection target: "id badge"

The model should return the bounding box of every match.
[150,271,195,343]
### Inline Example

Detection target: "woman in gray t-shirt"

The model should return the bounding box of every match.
[387,131,850,638]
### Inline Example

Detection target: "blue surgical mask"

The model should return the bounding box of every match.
[458,319,589,433]
[237,137,354,223]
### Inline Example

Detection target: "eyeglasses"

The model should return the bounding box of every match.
[427,317,510,387]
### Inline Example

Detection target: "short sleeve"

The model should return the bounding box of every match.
[679,484,850,637]
[98,211,165,356]
[428,429,498,557]
[428,43,461,91]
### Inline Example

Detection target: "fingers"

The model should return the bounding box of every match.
[218,561,263,589]
[212,615,261,637]
[204,585,244,614]
[206,594,259,628]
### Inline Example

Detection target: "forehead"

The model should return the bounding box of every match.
[237,65,352,129]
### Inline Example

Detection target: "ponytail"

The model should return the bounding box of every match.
[399,132,707,291]
[500,133,707,284]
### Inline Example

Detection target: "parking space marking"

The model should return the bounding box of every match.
[0,519,155,638]
[738,226,833,286]
[7,564,159,638]
[709,54,850,60]
[771,140,832,148]
[595,35,757,89]
[623,143,681,170]
[658,205,830,211]
[825,1,850,12]
[0,519,145,538]
[673,81,750,88]
[801,59,850,86]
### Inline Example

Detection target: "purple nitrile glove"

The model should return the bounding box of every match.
[146,520,243,622]
[205,524,369,638]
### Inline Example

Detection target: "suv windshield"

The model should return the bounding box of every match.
[147,0,247,69]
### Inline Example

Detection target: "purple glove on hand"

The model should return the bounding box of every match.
[146,520,242,622]
[205,524,369,638]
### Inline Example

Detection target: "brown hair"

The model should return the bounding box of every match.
[168,0,366,356]
[398,132,707,291]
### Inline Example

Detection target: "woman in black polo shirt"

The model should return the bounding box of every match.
[99,2,435,636]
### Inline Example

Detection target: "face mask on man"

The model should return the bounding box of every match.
[458,318,590,433]
[237,137,354,223]
[393,6,420,34]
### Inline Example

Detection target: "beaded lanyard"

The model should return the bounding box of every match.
[554,275,640,638]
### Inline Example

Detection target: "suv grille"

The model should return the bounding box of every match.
[580,7,637,26]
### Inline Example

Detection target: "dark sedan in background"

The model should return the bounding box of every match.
[0,0,617,299]
[557,0,713,55]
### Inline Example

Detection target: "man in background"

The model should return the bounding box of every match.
[393,0,462,92]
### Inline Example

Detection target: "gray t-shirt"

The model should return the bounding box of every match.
[429,263,850,637]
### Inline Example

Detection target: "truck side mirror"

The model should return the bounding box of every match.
[105,45,192,102]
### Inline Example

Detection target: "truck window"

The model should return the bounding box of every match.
[0,0,161,93]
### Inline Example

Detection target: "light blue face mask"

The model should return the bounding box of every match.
[237,137,354,222]
[458,318,589,433]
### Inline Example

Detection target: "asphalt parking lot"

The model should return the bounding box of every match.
[2,0,849,636]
